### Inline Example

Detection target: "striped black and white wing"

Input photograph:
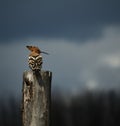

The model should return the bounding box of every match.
[28,55,43,71]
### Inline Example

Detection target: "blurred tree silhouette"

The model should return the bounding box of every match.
[0,97,22,126]
[0,90,120,126]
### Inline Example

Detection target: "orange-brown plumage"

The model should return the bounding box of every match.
[26,46,41,57]
[26,46,49,57]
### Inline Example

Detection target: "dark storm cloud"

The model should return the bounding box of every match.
[0,0,120,41]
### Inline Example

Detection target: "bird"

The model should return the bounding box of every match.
[26,46,48,71]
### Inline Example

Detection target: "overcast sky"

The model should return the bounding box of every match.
[0,0,120,41]
[0,0,120,99]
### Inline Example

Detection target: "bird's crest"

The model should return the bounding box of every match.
[26,46,49,56]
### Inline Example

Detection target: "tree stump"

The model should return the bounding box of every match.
[22,70,52,126]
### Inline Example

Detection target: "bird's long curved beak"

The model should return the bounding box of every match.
[41,51,49,55]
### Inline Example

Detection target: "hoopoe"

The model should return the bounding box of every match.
[26,46,48,71]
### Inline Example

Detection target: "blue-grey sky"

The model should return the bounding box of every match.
[0,0,120,99]
[0,0,120,41]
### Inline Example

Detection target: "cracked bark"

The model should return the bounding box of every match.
[22,70,52,126]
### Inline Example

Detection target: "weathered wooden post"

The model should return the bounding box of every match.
[22,46,52,126]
